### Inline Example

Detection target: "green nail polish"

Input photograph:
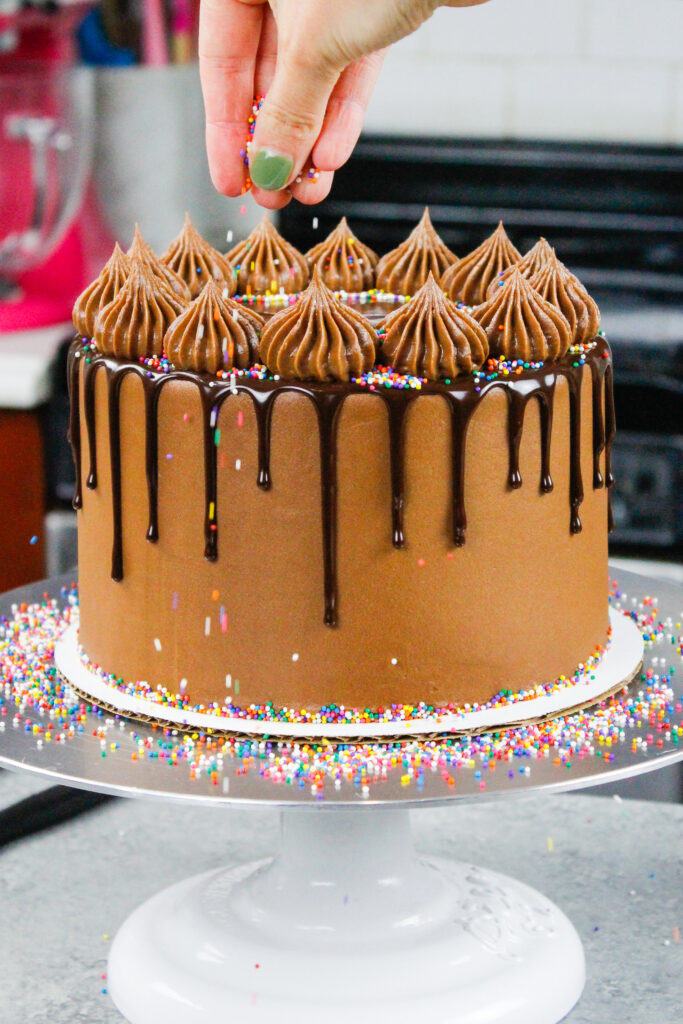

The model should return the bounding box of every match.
[250,149,294,191]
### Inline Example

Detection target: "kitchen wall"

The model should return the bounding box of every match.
[365,0,683,144]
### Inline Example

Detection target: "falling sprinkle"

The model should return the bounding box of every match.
[226,229,233,244]
[240,204,246,215]
[172,592,179,610]
[212,590,219,601]
[179,678,188,693]
[30,536,37,545]
[225,674,232,689]
[237,411,244,427]
[153,638,162,652]
[235,459,241,471]
[205,617,211,636]
[312,217,319,229]
[292,653,299,662]
[547,837,554,853]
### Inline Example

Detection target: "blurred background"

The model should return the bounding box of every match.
[0,0,681,801]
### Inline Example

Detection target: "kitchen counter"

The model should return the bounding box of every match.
[0,773,680,1022]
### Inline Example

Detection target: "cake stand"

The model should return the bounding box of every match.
[1,567,681,1024]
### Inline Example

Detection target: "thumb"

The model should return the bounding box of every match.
[249,47,340,192]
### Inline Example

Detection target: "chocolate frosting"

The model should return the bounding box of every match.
[226,215,309,295]
[529,252,601,344]
[378,273,488,379]
[164,278,263,374]
[161,213,236,299]
[473,266,572,362]
[127,225,191,301]
[73,242,131,338]
[442,222,521,306]
[259,268,376,381]
[306,217,378,292]
[94,259,187,360]
[486,237,554,300]
[375,208,457,296]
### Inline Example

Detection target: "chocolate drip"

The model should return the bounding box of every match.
[565,373,584,534]
[83,359,100,490]
[67,344,83,509]
[249,390,276,490]
[384,393,418,547]
[314,393,344,626]
[68,336,613,624]
[107,371,125,580]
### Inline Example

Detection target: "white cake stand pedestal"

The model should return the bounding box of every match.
[108,806,584,1024]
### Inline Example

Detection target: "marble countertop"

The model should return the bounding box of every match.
[0,772,680,1023]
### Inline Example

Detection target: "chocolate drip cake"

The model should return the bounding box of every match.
[66,215,615,730]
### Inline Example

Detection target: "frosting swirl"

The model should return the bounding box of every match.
[94,259,187,360]
[375,208,457,296]
[161,213,236,299]
[164,278,264,374]
[259,267,376,381]
[72,242,130,338]
[127,225,191,301]
[529,252,600,344]
[472,266,571,362]
[226,215,309,295]
[306,217,378,292]
[378,273,488,379]
[441,222,521,305]
[486,236,554,299]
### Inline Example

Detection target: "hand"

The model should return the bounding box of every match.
[199,0,491,209]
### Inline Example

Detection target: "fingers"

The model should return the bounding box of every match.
[199,0,264,196]
[289,169,334,205]
[312,50,386,172]
[248,33,341,193]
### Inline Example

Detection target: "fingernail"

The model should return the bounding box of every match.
[250,148,294,191]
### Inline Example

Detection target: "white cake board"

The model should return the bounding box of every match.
[54,607,643,739]
[108,808,585,1024]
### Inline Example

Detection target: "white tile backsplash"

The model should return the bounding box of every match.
[425,0,582,58]
[510,59,674,143]
[364,0,683,145]
[585,0,683,62]
[365,52,509,137]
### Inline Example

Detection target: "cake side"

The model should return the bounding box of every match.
[72,341,611,711]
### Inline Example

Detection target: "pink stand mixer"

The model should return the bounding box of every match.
[0,0,101,333]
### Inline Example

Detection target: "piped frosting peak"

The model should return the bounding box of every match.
[529,252,601,344]
[226,215,309,295]
[378,273,488,379]
[486,236,554,299]
[473,266,572,362]
[127,225,191,301]
[306,217,378,292]
[162,214,236,299]
[442,222,521,306]
[259,267,376,381]
[164,278,263,374]
[73,242,131,337]
[94,258,187,360]
[375,208,457,296]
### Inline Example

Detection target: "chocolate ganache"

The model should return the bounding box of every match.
[73,242,131,338]
[306,217,378,292]
[442,222,521,306]
[226,214,309,295]
[375,208,457,296]
[378,273,488,379]
[162,213,236,299]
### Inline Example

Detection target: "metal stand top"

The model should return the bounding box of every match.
[0,566,681,809]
